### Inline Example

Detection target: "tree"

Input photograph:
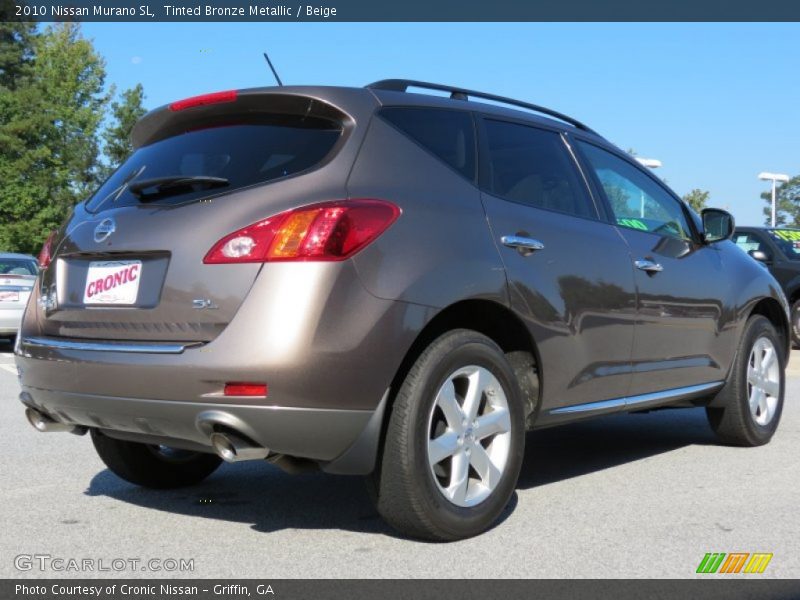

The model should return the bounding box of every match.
[761,175,800,227]
[0,23,109,254]
[0,20,36,89]
[103,83,146,172]
[682,189,710,213]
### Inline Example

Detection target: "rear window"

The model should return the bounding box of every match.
[0,258,37,275]
[379,107,476,181]
[86,115,342,212]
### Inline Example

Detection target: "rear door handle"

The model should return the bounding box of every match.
[501,235,545,253]
[634,259,664,273]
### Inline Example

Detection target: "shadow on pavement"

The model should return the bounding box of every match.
[518,406,717,488]
[85,407,715,537]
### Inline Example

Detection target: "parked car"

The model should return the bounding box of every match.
[0,253,38,340]
[733,226,800,347]
[15,80,789,540]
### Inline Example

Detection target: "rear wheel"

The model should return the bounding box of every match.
[370,329,525,541]
[91,430,222,488]
[706,315,785,446]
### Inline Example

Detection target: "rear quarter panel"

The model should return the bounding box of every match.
[346,114,507,309]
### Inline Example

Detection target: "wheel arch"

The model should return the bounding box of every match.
[749,296,791,360]
[379,298,541,445]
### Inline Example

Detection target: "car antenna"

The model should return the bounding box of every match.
[263,52,284,86]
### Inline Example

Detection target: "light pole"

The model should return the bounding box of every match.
[758,172,790,227]
[636,158,662,217]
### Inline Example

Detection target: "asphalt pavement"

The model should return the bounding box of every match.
[1,339,798,578]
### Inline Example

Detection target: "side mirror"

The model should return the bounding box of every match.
[749,249,772,264]
[702,208,735,243]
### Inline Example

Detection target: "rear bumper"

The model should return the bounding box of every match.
[0,307,24,334]
[15,261,432,474]
[18,386,384,472]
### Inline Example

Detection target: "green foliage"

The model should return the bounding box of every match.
[682,188,710,213]
[0,23,145,255]
[103,83,146,173]
[761,176,800,227]
[0,20,35,89]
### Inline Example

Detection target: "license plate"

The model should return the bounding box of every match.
[83,260,142,305]
[0,291,19,302]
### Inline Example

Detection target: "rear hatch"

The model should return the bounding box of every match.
[37,87,369,342]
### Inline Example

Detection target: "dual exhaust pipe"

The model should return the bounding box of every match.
[25,405,269,464]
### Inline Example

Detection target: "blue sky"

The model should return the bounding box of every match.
[82,22,799,226]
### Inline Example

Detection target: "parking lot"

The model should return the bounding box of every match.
[1,339,798,579]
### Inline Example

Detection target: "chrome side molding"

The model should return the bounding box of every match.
[549,381,724,415]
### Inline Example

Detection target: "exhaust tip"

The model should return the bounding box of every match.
[210,432,238,462]
[209,431,268,463]
[26,407,49,432]
[25,407,87,435]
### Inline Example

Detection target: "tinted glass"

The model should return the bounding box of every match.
[578,142,692,241]
[483,120,594,219]
[380,108,475,180]
[734,232,769,255]
[0,258,37,275]
[86,116,342,212]
[768,229,800,258]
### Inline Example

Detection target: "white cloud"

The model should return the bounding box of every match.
[131,56,143,65]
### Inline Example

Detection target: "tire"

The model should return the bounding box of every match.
[706,315,785,446]
[791,299,800,349]
[370,329,525,541]
[91,430,222,489]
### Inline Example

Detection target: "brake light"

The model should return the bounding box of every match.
[224,382,268,397]
[203,199,400,264]
[169,90,237,111]
[38,230,57,269]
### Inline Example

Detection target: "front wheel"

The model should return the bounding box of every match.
[91,430,222,489]
[706,315,785,446]
[370,329,525,541]
[791,299,800,349]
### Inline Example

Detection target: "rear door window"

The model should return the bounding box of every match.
[379,107,476,181]
[86,115,342,212]
[482,119,595,219]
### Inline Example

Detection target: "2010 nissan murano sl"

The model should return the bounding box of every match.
[15,80,789,541]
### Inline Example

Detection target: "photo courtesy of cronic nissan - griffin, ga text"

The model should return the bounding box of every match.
[15,80,789,541]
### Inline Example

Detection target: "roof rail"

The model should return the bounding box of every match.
[366,79,596,134]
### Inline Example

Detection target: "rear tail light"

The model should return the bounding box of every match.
[224,383,268,397]
[203,199,400,264]
[38,230,57,269]
[169,90,238,111]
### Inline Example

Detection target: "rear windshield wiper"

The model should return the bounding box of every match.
[128,176,229,200]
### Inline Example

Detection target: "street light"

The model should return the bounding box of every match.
[758,172,790,227]
[636,158,662,217]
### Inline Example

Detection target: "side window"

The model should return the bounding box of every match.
[578,142,692,241]
[483,120,594,219]
[734,232,768,255]
[380,107,475,180]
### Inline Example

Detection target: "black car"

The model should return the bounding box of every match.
[734,227,800,346]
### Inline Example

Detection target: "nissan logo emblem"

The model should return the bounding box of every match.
[94,218,116,243]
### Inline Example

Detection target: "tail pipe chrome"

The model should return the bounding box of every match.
[25,407,87,435]
[210,431,269,463]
